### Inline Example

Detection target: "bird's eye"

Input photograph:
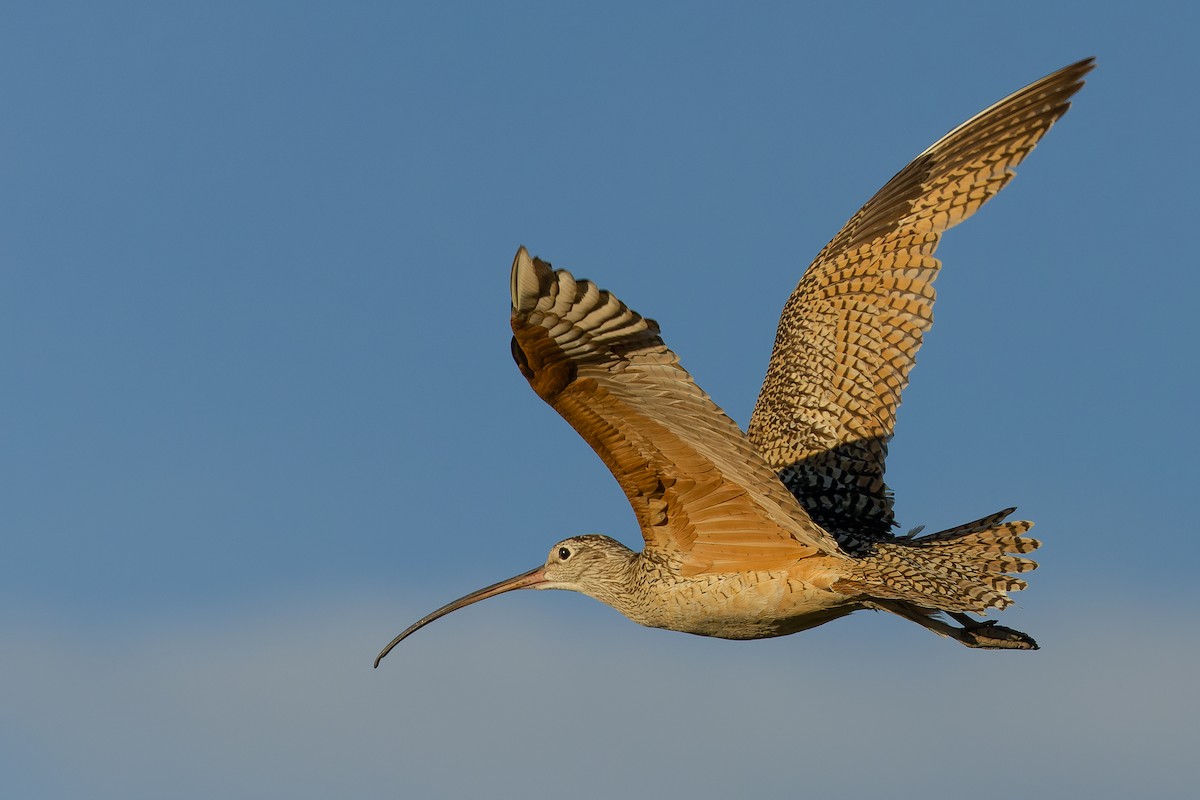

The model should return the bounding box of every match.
[558,547,571,560]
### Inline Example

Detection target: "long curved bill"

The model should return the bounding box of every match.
[373,566,547,668]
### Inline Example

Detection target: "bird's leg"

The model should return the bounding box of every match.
[947,611,1039,651]
[870,600,1039,650]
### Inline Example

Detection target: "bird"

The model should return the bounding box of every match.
[375,58,1093,668]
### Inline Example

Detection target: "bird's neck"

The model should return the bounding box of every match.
[578,544,642,610]
[597,547,675,623]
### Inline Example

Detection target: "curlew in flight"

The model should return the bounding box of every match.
[376,58,1093,667]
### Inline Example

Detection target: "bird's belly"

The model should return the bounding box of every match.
[626,571,860,640]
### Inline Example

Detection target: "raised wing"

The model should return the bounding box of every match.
[510,248,843,575]
[748,58,1094,548]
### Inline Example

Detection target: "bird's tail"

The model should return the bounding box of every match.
[835,508,1039,613]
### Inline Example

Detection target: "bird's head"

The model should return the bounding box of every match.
[373,534,636,667]
[539,534,636,589]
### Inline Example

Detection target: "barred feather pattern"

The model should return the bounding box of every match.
[747,58,1094,543]
[834,509,1040,612]
[510,251,841,578]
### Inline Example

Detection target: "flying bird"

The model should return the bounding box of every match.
[376,58,1093,667]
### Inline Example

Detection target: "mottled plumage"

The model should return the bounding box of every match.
[375,59,1092,667]
[748,58,1094,550]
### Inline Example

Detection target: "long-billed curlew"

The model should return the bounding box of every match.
[375,58,1093,667]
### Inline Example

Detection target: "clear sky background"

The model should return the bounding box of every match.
[3,3,1197,798]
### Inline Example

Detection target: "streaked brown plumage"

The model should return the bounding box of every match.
[375,58,1093,667]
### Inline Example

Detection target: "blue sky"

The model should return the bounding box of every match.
[3,3,1197,798]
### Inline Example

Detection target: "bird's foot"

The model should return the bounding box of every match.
[957,619,1039,650]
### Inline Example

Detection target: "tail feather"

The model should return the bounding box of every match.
[835,509,1040,613]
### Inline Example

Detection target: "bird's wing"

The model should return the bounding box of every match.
[510,248,844,576]
[747,58,1093,549]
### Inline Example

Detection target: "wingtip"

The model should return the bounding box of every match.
[510,246,531,310]
[510,245,552,312]
[1062,56,1097,87]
